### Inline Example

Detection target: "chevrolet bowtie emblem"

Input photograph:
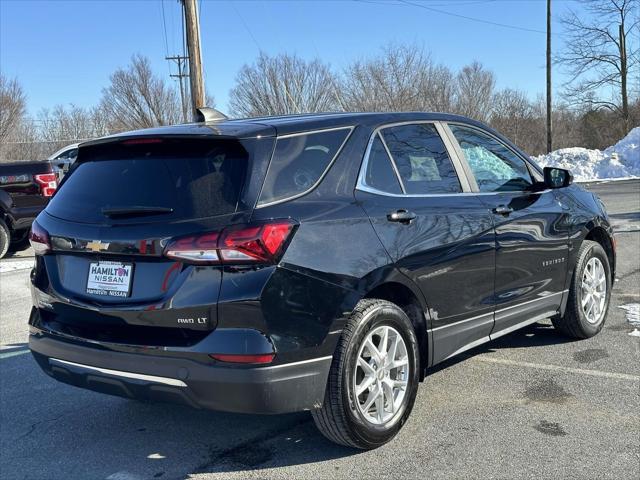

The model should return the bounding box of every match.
[86,240,110,252]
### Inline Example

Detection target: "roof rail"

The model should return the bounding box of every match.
[195,107,228,123]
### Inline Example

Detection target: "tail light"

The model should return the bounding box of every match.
[29,221,51,255]
[164,220,296,265]
[34,173,58,197]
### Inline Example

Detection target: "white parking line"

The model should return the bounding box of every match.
[473,356,640,382]
[0,349,30,359]
[106,472,144,480]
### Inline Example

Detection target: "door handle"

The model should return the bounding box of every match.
[387,209,416,224]
[493,205,513,216]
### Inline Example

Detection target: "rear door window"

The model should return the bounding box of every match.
[380,123,462,194]
[363,134,403,194]
[257,128,352,206]
[47,138,248,224]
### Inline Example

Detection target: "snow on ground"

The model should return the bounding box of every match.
[533,127,640,182]
[619,303,640,337]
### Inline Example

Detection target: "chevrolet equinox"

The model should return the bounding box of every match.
[28,112,615,449]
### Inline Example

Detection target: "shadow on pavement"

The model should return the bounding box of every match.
[0,353,358,480]
[429,322,575,374]
[0,322,576,479]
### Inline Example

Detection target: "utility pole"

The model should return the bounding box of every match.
[619,23,629,132]
[166,55,189,122]
[183,0,206,119]
[546,0,552,153]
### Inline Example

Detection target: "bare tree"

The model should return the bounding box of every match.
[342,44,430,111]
[557,0,639,131]
[32,104,113,156]
[100,54,181,131]
[0,75,26,144]
[490,88,535,148]
[1,117,48,161]
[341,44,455,112]
[39,105,110,144]
[453,61,496,122]
[427,64,456,112]
[229,52,340,117]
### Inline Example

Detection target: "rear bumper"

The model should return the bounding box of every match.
[29,333,332,414]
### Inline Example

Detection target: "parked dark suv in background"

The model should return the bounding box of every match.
[28,112,615,449]
[0,160,58,258]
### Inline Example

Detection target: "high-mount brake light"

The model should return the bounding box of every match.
[29,221,51,255]
[121,138,164,145]
[163,220,296,265]
[34,173,58,197]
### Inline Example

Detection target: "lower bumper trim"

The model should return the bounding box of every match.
[49,358,187,387]
[30,334,332,414]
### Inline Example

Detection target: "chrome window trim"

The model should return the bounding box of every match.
[445,121,540,194]
[357,183,552,198]
[355,120,472,198]
[275,125,356,139]
[256,126,355,208]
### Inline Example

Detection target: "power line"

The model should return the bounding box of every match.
[160,0,170,55]
[357,0,498,6]
[229,1,262,51]
[399,0,548,34]
[357,0,553,35]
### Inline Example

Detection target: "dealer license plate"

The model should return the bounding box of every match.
[86,261,133,297]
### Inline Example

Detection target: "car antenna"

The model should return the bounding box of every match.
[195,107,228,123]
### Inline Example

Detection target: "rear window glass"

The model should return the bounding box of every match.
[47,139,248,224]
[257,128,351,206]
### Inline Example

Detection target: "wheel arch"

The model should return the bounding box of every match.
[584,225,615,279]
[363,279,431,379]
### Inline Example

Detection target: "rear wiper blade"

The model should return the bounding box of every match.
[101,206,174,218]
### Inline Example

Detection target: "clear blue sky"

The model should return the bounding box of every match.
[1,0,592,116]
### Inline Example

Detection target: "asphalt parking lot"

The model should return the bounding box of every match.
[1,180,638,480]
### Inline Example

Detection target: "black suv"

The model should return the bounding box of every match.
[28,112,615,449]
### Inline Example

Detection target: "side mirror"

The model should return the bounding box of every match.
[543,167,573,189]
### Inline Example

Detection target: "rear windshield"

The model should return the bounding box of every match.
[47,138,248,224]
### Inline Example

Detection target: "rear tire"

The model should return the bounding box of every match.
[552,240,611,339]
[312,299,420,449]
[10,228,30,251]
[0,220,9,259]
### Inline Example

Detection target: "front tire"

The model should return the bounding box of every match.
[312,299,420,449]
[552,240,611,339]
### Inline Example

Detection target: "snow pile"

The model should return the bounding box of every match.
[534,127,640,181]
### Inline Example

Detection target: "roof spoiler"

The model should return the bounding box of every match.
[195,107,228,123]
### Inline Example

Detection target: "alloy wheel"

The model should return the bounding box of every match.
[353,325,409,426]
[581,257,607,324]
